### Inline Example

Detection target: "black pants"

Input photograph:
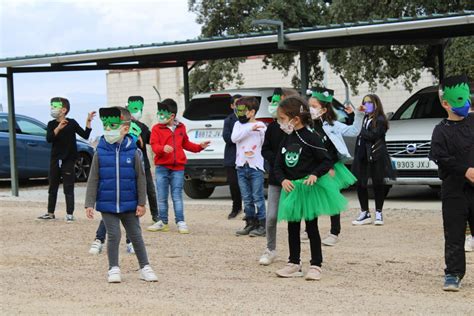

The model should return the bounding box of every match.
[47,158,75,215]
[145,167,159,221]
[356,159,387,211]
[442,187,474,278]
[330,215,341,236]
[288,218,322,267]
[226,167,242,212]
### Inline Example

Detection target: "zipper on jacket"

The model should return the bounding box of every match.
[172,129,177,165]
[116,144,121,213]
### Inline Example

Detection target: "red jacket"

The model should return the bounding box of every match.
[150,122,203,171]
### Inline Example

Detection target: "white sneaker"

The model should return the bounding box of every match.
[177,221,190,234]
[65,214,75,223]
[147,220,169,232]
[89,239,103,255]
[352,211,372,225]
[259,249,277,266]
[140,265,158,282]
[126,242,135,254]
[322,234,339,246]
[275,263,304,278]
[465,235,473,252]
[108,266,121,283]
[374,211,384,226]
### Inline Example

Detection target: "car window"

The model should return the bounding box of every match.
[184,96,262,120]
[393,91,446,120]
[0,117,8,132]
[399,99,418,120]
[16,118,47,136]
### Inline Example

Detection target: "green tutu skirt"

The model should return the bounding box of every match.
[331,161,357,190]
[278,174,348,222]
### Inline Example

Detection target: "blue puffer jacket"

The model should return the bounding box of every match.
[96,135,138,213]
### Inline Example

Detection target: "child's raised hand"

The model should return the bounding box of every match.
[200,141,211,149]
[85,207,95,219]
[281,179,294,193]
[344,105,354,114]
[136,205,146,217]
[163,145,174,153]
[58,119,68,130]
[303,175,318,186]
[87,111,96,122]
[357,105,366,112]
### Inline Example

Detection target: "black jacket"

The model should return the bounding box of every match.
[223,113,238,167]
[429,113,474,198]
[46,118,91,161]
[132,119,152,169]
[262,120,286,186]
[352,115,395,180]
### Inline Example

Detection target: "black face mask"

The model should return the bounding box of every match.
[238,115,250,124]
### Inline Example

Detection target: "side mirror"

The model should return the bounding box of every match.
[387,112,394,120]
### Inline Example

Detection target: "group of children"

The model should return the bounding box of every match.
[35,74,472,290]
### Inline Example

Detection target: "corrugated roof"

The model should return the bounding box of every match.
[1,11,472,67]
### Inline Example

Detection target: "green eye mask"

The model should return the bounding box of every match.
[443,83,470,108]
[236,104,248,117]
[157,109,173,121]
[128,100,144,113]
[129,121,142,137]
[101,116,122,130]
[51,101,63,109]
[271,94,281,107]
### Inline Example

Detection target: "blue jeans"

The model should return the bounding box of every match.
[237,165,266,221]
[155,166,185,224]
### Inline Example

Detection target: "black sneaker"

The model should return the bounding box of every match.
[249,220,266,237]
[443,274,461,292]
[236,219,256,236]
[352,211,372,225]
[227,209,242,220]
[37,213,55,220]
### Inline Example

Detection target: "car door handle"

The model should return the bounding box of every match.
[27,142,38,147]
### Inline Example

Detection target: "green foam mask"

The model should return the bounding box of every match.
[312,91,333,103]
[101,116,122,130]
[51,101,63,109]
[129,121,142,137]
[127,100,144,113]
[442,83,470,108]
[236,104,248,117]
[157,109,173,121]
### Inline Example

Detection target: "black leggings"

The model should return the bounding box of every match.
[288,218,322,267]
[357,160,387,212]
[48,158,75,215]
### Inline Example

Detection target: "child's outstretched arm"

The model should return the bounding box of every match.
[336,110,365,137]
[182,128,208,153]
[84,153,100,216]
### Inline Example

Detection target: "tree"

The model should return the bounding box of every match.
[188,0,474,95]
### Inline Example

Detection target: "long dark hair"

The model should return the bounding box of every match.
[278,96,313,126]
[364,94,389,130]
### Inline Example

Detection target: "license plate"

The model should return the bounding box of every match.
[393,159,431,170]
[194,129,222,139]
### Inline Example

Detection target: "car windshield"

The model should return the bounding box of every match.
[183,95,262,120]
[392,91,447,120]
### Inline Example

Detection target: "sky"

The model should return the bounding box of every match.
[0,0,202,137]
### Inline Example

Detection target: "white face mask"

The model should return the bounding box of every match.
[278,119,295,135]
[103,129,123,144]
[310,107,323,120]
[51,108,62,119]
[268,105,278,118]
[131,111,142,121]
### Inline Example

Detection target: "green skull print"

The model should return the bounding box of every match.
[282,143,302,168]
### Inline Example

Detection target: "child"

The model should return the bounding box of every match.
[351,94,395,226]
[85,107,157,283]
[308,87,363,246]
[37,97,95,222]
[429,75,473,291]
[147,99,210,234]
[273,96,347,280]
[127,96,160,223]
[223,94,243,219]
[259,88,298,265]
[89,96,158,255]
[232,97,267,237]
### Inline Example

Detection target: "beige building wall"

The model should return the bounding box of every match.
[106,55,437,118]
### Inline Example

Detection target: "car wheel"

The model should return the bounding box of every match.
[183,179,215,199]
[75,152,91,182]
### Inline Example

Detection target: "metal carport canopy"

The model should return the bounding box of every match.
[1,11,473,196]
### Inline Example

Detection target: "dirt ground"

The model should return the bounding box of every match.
[0,184,473,315]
